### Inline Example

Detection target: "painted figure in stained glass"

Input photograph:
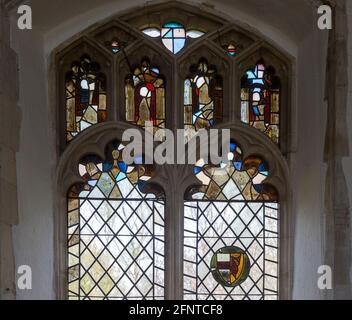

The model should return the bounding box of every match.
[65,55,107,142]
[184,59,223,141]
[241,62,280,144]
[211,247,250,287]
[125,60,165,136]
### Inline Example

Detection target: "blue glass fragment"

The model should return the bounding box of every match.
[194,167,202,174]
[88,180,97,187]
[234,161,242,171]
[164,22,183,28]
[103,162,113,172]
[116,172,126,182]
[163,29,173,38]
[173,39,186,54]
[253,106,260,116]
[118,162,128,173]
[259,162,267,172]
[246,71,256,79]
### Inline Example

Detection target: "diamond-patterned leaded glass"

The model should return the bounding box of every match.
[68,141,165,300]
[184,142,279,300]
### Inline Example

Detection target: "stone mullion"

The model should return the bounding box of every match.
[159,163,190,300]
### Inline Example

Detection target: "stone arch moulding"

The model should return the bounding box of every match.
[51,0,295,300]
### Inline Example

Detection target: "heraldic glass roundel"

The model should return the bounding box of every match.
[211,246,251,287]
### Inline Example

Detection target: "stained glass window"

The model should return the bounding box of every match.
[184,59,223,141]
[241,62,280,144]
[227,44,237,56]
[65,55,107,142]
[125,60,165,138]
[68,141,165,300]
[110,40,120,54]
[161,22,186,54]
[142,23,204,54]
[184,142,279,300]
[142,28,161,38]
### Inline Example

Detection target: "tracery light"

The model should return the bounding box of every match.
[184,59,223,142]
[241,62,280,144]
[111,40,120,54]
[125,60,165,139]
[227,43,236,56]
[65,55,107,142]
[142,22,205,54]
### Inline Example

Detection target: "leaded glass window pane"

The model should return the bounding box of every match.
[125,60,165,139]
[184,143,279,300]
[66,55,107,142]
[241,62,280,144]
[184,59,223,142]
[68,141,165,300]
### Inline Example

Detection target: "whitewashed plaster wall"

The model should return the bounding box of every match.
[292,17,328,300]
[11,26,55,299]
[8,0,331,299]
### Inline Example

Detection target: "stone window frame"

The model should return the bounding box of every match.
[51,2,294,300]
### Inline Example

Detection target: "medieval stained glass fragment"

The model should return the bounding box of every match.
[184,59,223,142]
[227,43,236,56]
[111,40,119,54]
[68,141,165,300]
[142,23,205,54]
[161,22,186,54]
[125,60,165,138]
[241,62,280,144]
[65,55,107,142]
